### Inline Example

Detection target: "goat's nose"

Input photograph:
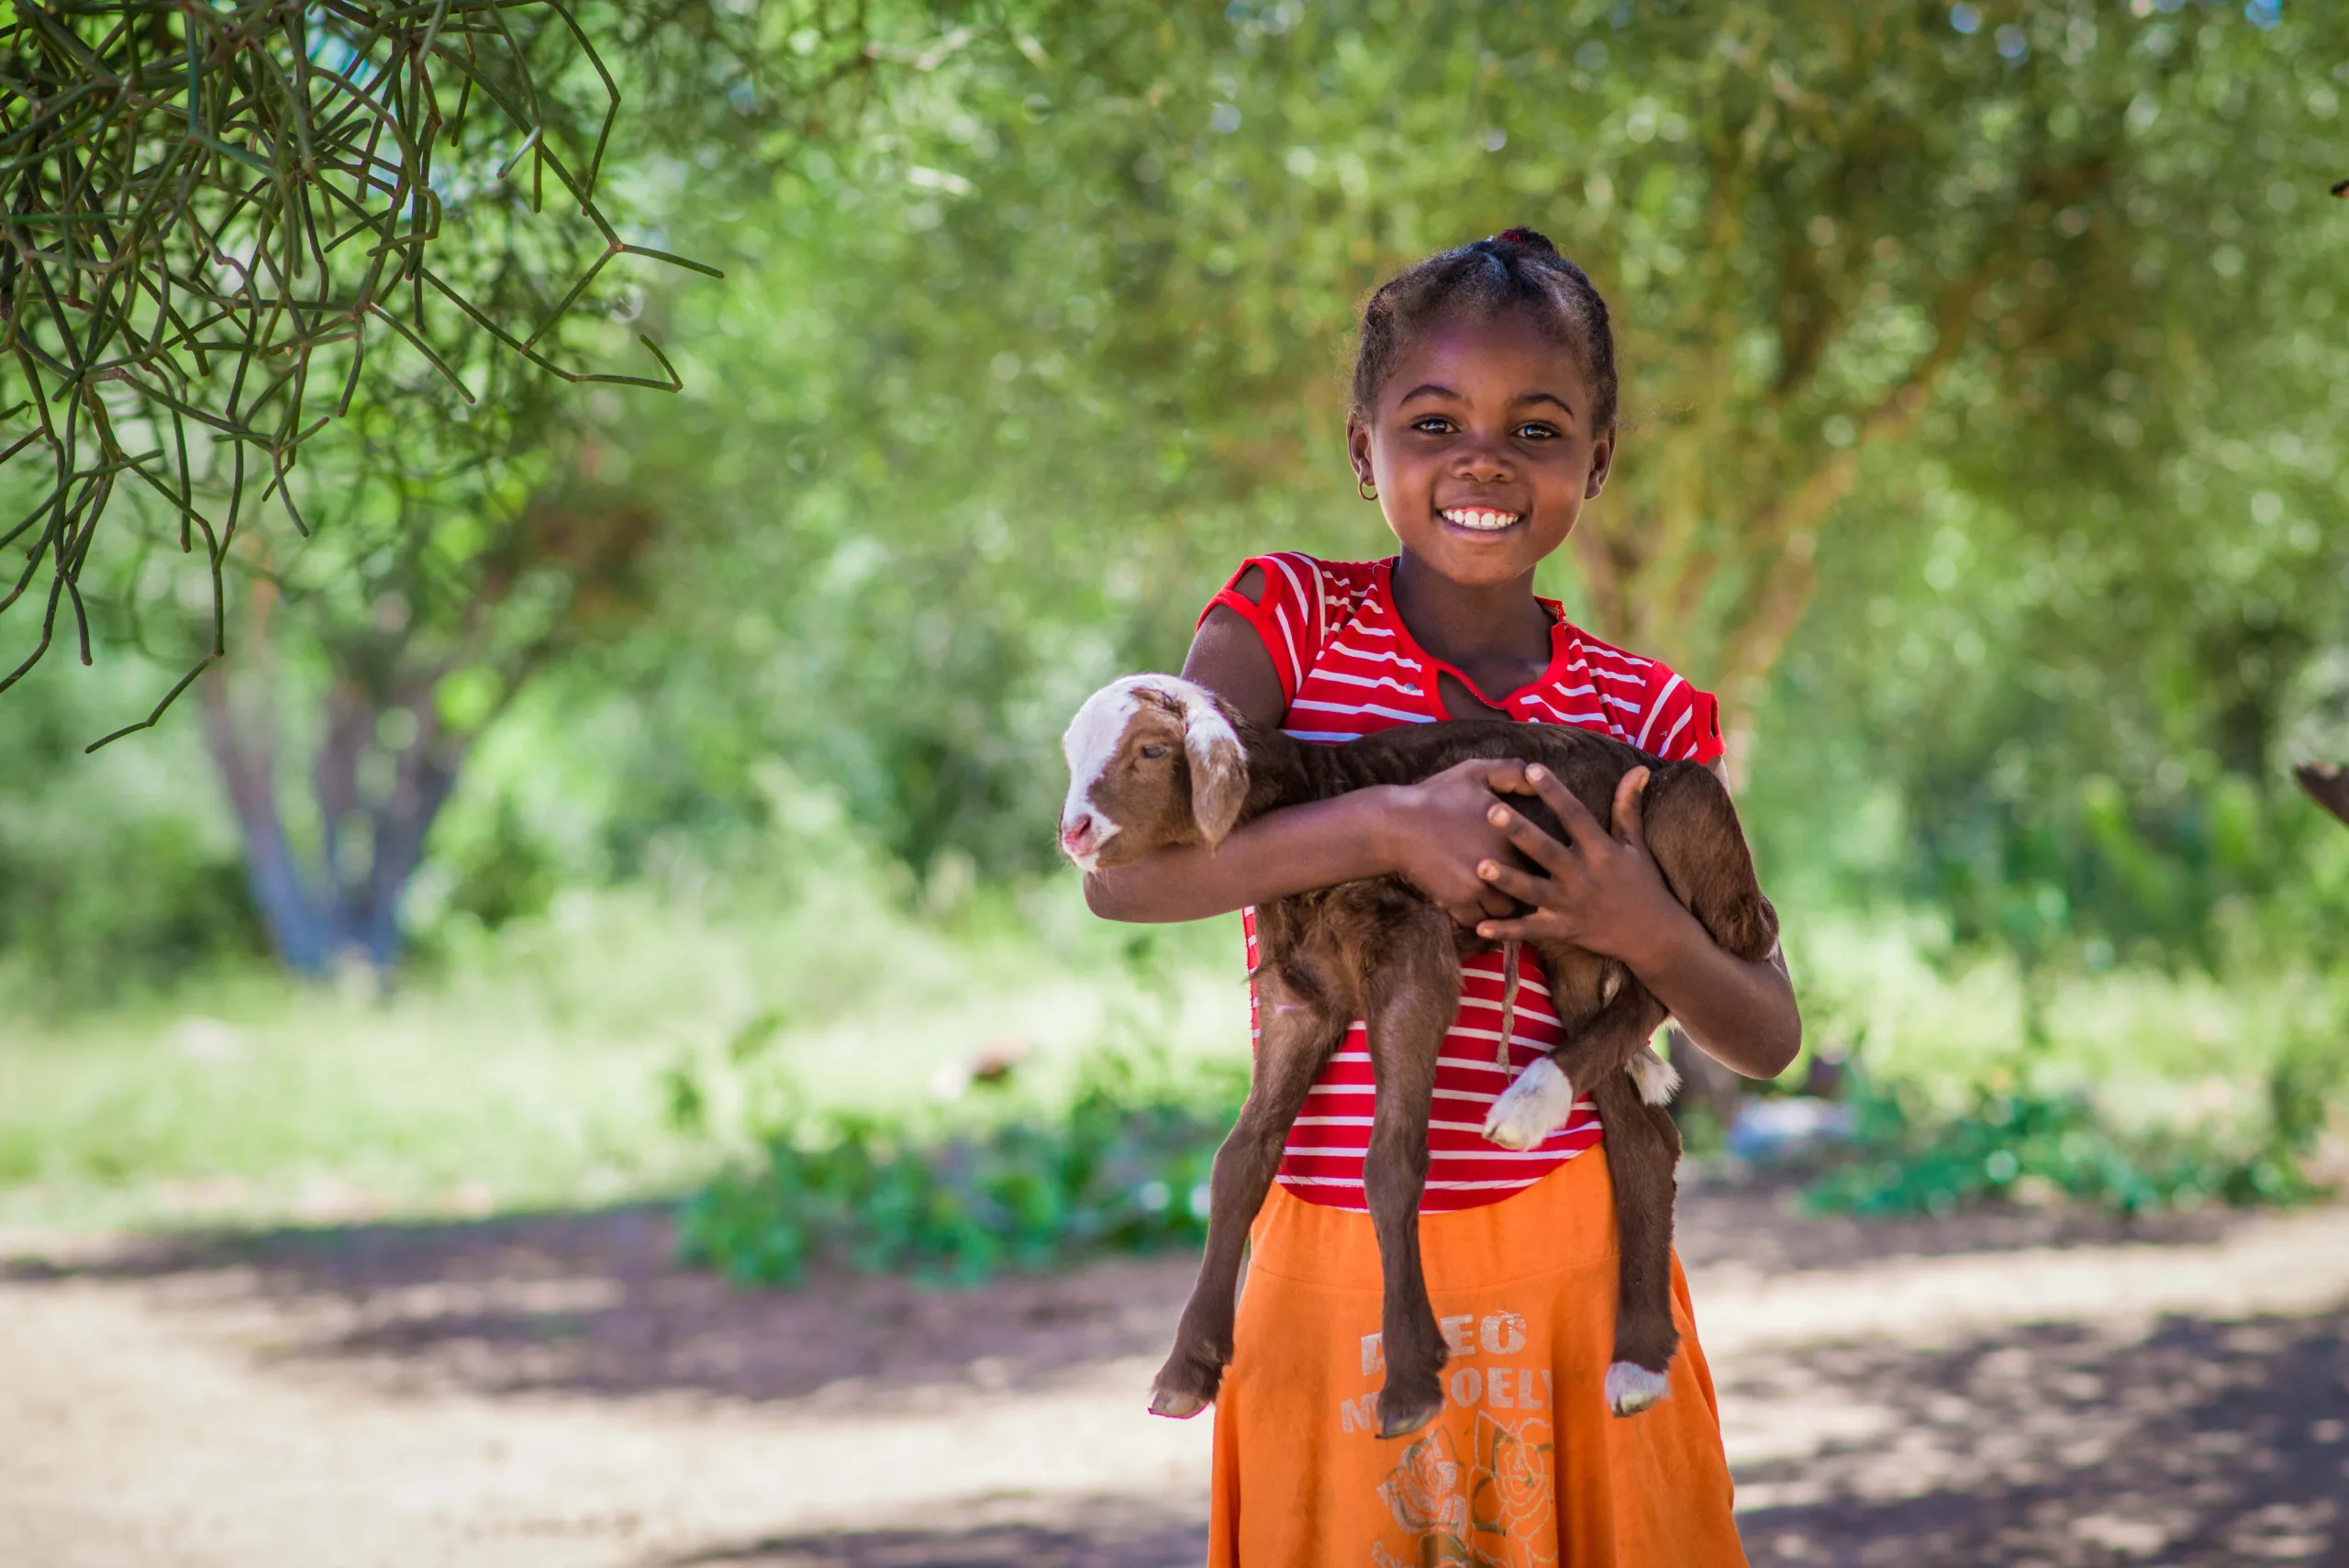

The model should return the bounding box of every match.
[1060,814,1098,856]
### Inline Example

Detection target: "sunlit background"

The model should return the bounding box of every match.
[3,3,2346,1564]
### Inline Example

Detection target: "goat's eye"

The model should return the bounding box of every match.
[1137,742,1171,761]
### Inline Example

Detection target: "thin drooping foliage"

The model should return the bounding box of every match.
[0,0,725,741]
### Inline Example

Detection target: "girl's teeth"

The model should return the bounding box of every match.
[1442,508,1519,531]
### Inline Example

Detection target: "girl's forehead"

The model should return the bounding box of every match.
[1378,309,1593,408]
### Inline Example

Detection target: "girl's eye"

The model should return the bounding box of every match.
[1515,423,1561,440]
[1138,743,1171,761]
[1410,417,1457,435]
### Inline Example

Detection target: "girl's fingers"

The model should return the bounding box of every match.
[1480,759,1534,795]
[1521,764,1606,850]
[1475,858,1551,905]
[1485,803,1576,875]
[1475,915,1547,943]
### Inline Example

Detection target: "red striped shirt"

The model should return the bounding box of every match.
[1203,554,1725,1212]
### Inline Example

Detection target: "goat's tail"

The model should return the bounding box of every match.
[1639,763,1779,962]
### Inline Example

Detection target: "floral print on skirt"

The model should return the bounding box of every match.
[1208,1152,1749,1567]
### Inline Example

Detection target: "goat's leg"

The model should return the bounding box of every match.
[1587,1072,1683,1416]
[1485,975,1672,1151]
[1149,973,1347,1419]
[1358,908,1464,1440]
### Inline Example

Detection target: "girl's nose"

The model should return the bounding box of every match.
[1453,441,1513,482]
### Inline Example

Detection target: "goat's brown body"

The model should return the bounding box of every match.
[1153,714,1777,1437]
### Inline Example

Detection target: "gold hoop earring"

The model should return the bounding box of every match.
[1357,477,1378,501]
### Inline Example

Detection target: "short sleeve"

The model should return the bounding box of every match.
[1631,667,1726,766]
[1197,552,1323,706]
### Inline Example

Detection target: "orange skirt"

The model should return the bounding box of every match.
[1207,1152,1747,1567]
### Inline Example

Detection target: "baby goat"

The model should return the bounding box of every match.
[1061,673,1776,1439]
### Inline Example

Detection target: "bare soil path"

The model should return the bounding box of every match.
[3,1184,2345,1567]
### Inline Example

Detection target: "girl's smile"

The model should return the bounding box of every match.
[1436,505,1524,534]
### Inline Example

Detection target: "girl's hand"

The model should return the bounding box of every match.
[1374,760,1535,929]
[1470,763,1700,971]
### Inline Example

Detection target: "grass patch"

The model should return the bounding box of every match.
[5,840,2338,1251]
[1787,912,2348,1218]
[1802,1066,2332,1218]
[669,918,1247,1285]
[0,973,711,1230]
[0,835,1245,1234]
[677,1046,1244,1285]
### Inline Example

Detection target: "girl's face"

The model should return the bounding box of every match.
[1347,309,1615,589]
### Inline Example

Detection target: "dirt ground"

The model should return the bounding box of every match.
[3,1180,2345,1568]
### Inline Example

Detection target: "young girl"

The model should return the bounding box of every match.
[1085,228,1799,1566]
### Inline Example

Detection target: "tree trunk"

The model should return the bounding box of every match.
[203,664,338,974]
[196,486,640,980]
[205,663,468,981]
[353,689,467,970]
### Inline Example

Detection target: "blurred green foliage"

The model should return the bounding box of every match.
[596,0,2349,941]
[0,655,265,1003]
[677,1046,1244,1284]
[2,2,2347,1240]
[10,0,2346,983]
[1745,439,2349,976]
[1806,1049,2337,1218]
[670,925,1245,1284]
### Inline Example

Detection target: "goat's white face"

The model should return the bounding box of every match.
[1059,674,1249,873]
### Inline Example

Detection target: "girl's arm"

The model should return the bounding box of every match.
[1470,764,1802,1081]
[1082,596,1530,928]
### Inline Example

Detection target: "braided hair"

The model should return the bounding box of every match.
[1351,228,1618,433]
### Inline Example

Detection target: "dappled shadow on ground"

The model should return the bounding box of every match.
[0,1178,2268,1411]
[1732,1310,2349,1567]
[0,1204,1200,1405]
[643,1306,2349,1568]
[665,1495,1208,1567]
[1671,1170,2235,1276]
[3,1193,2345,1565]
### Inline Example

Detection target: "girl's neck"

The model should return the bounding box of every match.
[1390,550,1555,693]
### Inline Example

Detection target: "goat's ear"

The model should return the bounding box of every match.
[1186,708,1248,850]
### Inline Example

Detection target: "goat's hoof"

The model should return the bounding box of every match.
[1377,1382,1446,1440]
[1149,1351,1221,1420]
[1484,1058,1575,1150]
[1149,1387,1209,1419]
[1626,1051,1682,1106]
[1605,1361,1672,1417]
